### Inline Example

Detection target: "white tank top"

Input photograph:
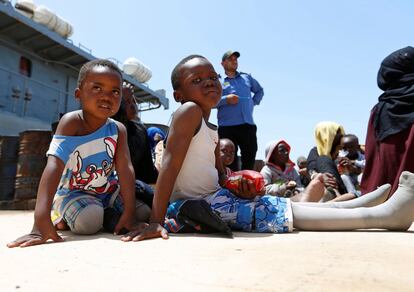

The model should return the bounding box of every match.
[171,118,220,201]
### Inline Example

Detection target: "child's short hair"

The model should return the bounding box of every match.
[297,156,307,166]
[77,59,123,88]
[220,138,235,147]
[171,54,208,90]
[343,134,359,143]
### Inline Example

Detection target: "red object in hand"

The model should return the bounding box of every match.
[225,170,265,192]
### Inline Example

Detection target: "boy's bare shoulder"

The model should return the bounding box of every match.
[174,101,203,119]
[170,102,203,135]
[55,110,83,136]
[112,119,127,134]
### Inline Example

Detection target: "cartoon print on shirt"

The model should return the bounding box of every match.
[69,137,118,194]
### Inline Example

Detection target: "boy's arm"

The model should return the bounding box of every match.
[215,142,227,186]
[151,103,202,223]
[113,121,137,234]
[7,156,65,248]
[6,114,84,248]
[264,183,286,196]
[122,102,203,242]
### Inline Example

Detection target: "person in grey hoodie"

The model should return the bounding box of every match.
[260,140,326,202]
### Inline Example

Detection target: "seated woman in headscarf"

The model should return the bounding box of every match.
[306,121,349,198]
[112,85,158,211]
[361,46,414,197]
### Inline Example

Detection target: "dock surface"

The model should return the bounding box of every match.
[1,211,413,291]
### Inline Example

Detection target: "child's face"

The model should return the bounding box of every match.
[75,66,122,121]
[271,143,289,166]
[341,136,359,159]
[153,133,163,143]
[174,58,222,112]
[298,160,307,169]
[220,140,235,166]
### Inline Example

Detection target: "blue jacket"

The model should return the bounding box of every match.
[216,71,264,126]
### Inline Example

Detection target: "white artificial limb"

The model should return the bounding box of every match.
[292,172,414,231]
[295,183,391,209]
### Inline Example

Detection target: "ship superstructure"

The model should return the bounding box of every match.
[0,0,168,135]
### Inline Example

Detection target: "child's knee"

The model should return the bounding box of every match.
[72,204,104,234]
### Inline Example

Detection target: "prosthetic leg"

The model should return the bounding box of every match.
[295,183,391,209]
[292,172,414,231]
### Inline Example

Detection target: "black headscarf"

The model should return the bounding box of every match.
[112,99,158,184]
[374,46,414,141]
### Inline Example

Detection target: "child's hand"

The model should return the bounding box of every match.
[339,158,360,174]
[286,181,297,190]
[233,177,265,199]
[121,223,168,242]
[113,213,136,235]
[7,223,63,248]
[118,222,148,239]
[338,157,352,168]
[321,172,338,189]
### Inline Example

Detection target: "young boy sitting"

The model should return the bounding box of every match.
[337,134,365,197]
[122,55,414,242]
[8,59,146,248]
[219,138,236,176]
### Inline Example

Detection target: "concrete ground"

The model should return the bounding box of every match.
[1,211,413,292]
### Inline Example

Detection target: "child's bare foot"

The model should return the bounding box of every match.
[299,175,325,202]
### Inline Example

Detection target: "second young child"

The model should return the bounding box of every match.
[337,134,365,197]
[8,59,147,248]
[219,138,236,176]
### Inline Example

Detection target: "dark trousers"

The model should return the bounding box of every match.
[218,124,257,171]
[315,156,347,194]
[135,180,154,208]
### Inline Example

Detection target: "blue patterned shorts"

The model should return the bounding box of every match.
[166,188,292,233]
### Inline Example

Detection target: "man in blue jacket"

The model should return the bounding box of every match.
[217,50,264,170]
